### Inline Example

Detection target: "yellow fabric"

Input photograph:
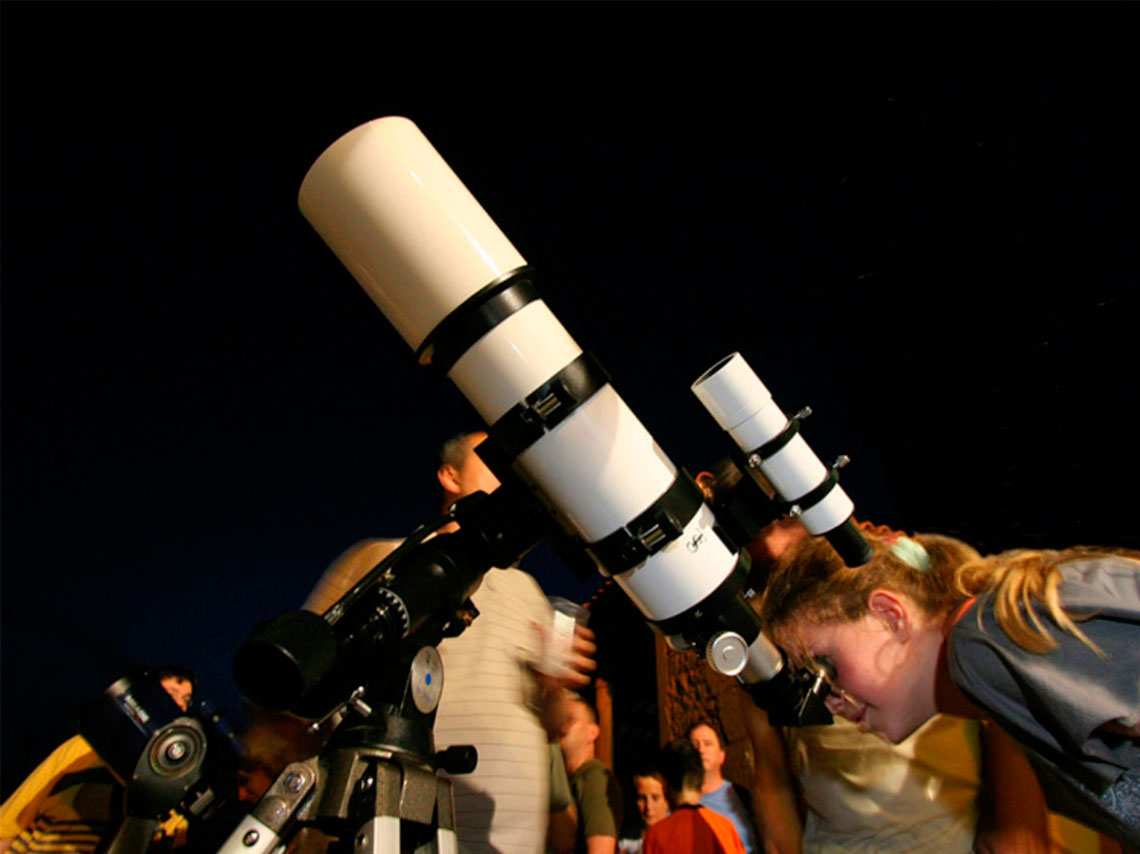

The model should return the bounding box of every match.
[2,735,190,854]
[1048,813,1104,854]
[1,736,116,854]
[155,811,189,846]
[783,715,982,854]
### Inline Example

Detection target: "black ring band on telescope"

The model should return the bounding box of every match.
[487,352,611,463]
[587,470,706,575]
[650,554,757,639]
[779,468,841,516]
[747,416,802,464]
[415,266,538,371]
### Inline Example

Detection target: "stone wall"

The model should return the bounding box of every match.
[656,635,755,787]
[589,582,755,798]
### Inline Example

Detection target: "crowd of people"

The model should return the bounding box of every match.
[2,431,1137,854]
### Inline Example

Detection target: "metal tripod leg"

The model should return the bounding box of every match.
[104,816,161,854]
[216,738,464,854]
[321,745,458,854]
[351,771,456,854]
[216,756,321,854]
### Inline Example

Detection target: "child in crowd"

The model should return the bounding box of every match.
[643,741,745,854]
[757,529,1140,847]
[618,768,669,853]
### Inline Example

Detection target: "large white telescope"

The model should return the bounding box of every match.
[299,116,815,684]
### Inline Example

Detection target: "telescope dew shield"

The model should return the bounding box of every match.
[298,117,527,353]
[692,352,872,567]
[298,117,739,630]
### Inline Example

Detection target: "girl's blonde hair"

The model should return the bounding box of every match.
[954,546,1138,655]
[758,521,1138,657]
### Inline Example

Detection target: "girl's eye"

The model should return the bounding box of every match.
[812,655,845,695]
[814,654,836,680]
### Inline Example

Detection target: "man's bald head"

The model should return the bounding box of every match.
[437,431,501,510]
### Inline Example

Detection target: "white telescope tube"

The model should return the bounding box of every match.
[299,117,737,623]
[692,353,855,534]
[299,117,526,352]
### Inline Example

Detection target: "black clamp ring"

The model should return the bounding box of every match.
[779,467,841,517]
[649,553,753,638]
[487,352,610,463]
[587,470,705,575]
[744,407,811,467]
[416,267,539,373]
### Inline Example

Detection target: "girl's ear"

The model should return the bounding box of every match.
[868,589,910,639]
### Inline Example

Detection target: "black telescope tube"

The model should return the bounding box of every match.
[233,541,479,716]
[233,486,549,716]
[824,517,875,567]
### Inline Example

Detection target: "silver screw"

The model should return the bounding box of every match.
[165,741,187,761]
[284,772,305,793]
[242,830,260,847]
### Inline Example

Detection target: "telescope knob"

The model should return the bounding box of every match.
[705,631,748,677]
[436,745,478,775]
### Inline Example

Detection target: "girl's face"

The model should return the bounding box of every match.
[634,776,668,827]
[791,591,942,744]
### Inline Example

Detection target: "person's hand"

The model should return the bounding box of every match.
[532,621,597,691]
[563,623,598,688]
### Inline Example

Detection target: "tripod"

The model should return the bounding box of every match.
[224,487,558,854]
[219,645,475,854]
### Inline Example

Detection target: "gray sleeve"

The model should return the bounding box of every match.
[949,560,1140,784]
[953,610,1128,746]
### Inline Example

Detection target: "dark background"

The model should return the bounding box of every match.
[2,3,1136,796]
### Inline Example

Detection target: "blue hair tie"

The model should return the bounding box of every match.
[890,537,931,572]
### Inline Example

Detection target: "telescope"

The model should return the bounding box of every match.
[75,672,244,854]
[227,116,874,854]
[275,116,868,710]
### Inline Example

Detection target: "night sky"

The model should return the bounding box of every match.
[2,4,1136,796]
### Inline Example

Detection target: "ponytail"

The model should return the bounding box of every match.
[954,547,1140,657]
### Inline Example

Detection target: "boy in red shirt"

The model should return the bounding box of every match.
[643,740,745,854]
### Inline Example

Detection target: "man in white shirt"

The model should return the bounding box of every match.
[304,431,595,854]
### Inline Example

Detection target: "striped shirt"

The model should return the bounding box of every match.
[434,568,553,854]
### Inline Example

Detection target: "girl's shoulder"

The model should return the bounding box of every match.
[1055,554,1140,616]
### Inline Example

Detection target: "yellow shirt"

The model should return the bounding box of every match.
[783,715,982,854]
[2,735,189,854]
[1,735,118,854]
